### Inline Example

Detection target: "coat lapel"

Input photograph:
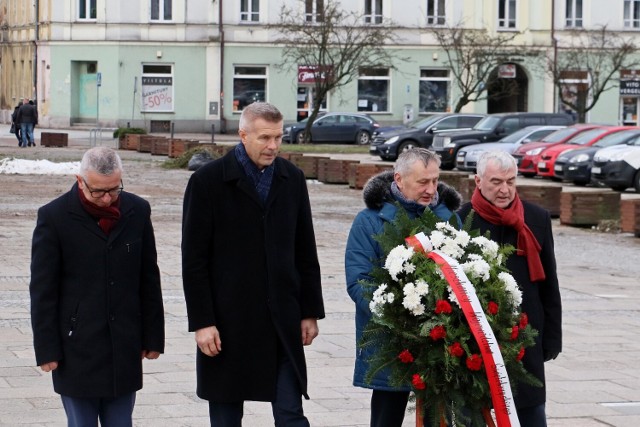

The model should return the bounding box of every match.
[67,184,107,241]
[222,149,264,208]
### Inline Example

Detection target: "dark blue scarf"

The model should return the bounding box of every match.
[234,143,274,203]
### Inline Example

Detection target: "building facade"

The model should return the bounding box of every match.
[0,0,638,131]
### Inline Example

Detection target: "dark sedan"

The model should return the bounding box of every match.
[555,128,640,185]
[283,112,380,145]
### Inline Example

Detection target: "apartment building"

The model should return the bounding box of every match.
[0,0,638,131]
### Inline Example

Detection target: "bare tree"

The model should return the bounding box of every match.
[549,26,640,123]
[269,0,407,143]
[429,25,524,112]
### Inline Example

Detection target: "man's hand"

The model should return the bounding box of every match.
[195,326,222,357]
[301,318,319,346]
[141,351,161,360]
[543,349,560,362]
[40,361,58,372]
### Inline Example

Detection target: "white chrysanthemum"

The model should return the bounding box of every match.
[411,304,426,316]
[499,272,522,306]
[472,236,499,259]
[462,258,491,281]
[402,291,422,311]
[415,279,429,296]
[447,285,460,308]
[385,245,415,280]
[403,262,416,275]
[429,230,447,248]
[386,293,395,304]
[497,253,504,265]
[440,240,465,259]
[435,222,457,234]
[370,284,389,316]
[453,229,471,248]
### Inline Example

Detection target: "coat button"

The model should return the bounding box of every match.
[110,314,116,321]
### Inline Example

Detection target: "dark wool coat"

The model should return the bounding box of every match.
[181,149,325,403]
[30,184,165,398]
[458,200,562,410]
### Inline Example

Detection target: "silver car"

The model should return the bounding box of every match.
[455,125,566,172]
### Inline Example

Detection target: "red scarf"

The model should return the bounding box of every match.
[471,187,545,282]
[78,187,121,235]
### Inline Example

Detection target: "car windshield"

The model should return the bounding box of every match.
[567,128,611,145]
[473,116,501,131]
[409,115,444,130]
[541,127,583,143]
[593,130,640,147]
[497,127,538,144]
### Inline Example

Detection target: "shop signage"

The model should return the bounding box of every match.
[620,80,640,96]
[298,65,332,83]
[498,64,516,79]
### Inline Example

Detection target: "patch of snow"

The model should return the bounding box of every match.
[0,158,80,175]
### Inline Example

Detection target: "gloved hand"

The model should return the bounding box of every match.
[543,350,560,362]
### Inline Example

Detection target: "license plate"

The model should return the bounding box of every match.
[537,161,546,169]
[591,166,601,174]
[554,164,563,172]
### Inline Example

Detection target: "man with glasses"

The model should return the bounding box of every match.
[29,146,165,427]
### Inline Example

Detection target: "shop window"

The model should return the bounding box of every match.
[419,69,450,113]
[141,64,174,112]
[357,68,389,112]
[233,66,267,112]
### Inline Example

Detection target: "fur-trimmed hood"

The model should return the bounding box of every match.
[362,169,462,211]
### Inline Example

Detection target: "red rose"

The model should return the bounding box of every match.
[429,325,446,340]
[510,325,519,340]
[519,313,529,329]
[517,347,526,361]
[435,299,452,314]
[398,349,414,363]
[487,301,499,315]
[448,342,464,357]
[412,374,426,390]
[466,354,483,371]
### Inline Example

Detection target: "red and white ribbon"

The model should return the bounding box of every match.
[406,233,520,427]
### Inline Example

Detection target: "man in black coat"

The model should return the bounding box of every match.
[182,102,325,426]
[11,103,22,146]
[30,147,165,427]
[457,151,562,427]
[17,97,38,147]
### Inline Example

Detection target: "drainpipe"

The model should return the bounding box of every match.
[33,0,39,102]
[219,0,227,133]
[551,0,557,113]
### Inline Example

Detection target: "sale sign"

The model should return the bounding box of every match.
[142,76,174,112]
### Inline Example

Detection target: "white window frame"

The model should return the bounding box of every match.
[426,0,446,26]
[78,0,97,21]
[357,68,390,113]
[497,0,517,30]
[364,0,383,24]
[150,0,173,22]
[625,0,640,28]
[233,66,268,112]
[240,0,260,22]
[305,0,324,22]
[141,64,175,113]
[419,68,451,113]
[565,0,583,27]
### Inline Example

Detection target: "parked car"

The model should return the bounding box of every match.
[431,112,575,170]
[512,125,604,177]
[536,126,630,180]
[369,113,485,161]
[283,112,380,145]
[554,128,640,185]
[592,135,640,191]
[455,125,565,172]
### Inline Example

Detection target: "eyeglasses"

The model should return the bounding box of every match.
[81,177,124,198]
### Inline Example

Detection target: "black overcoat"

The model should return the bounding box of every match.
[30,184,165,398]
[458,200,562,409]
[181,149,325,402]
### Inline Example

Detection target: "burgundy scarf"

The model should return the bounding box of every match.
[78,187,121,235]
[471,187,545,282]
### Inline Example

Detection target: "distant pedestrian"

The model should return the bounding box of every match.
[17,97,38,147]
[11,103,22,146]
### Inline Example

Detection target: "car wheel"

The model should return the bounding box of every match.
[440,163,454,171]
[296,131,307,144]
[611,185,628,192]
[355,130,371,145]
[550,176,562,182]
[634,170,640,193]
[573,180,588,187]
[521,172,536,178]
[398,140,418,155]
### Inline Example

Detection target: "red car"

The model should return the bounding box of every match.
[536,126,632,179]
[513,125,603,177]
